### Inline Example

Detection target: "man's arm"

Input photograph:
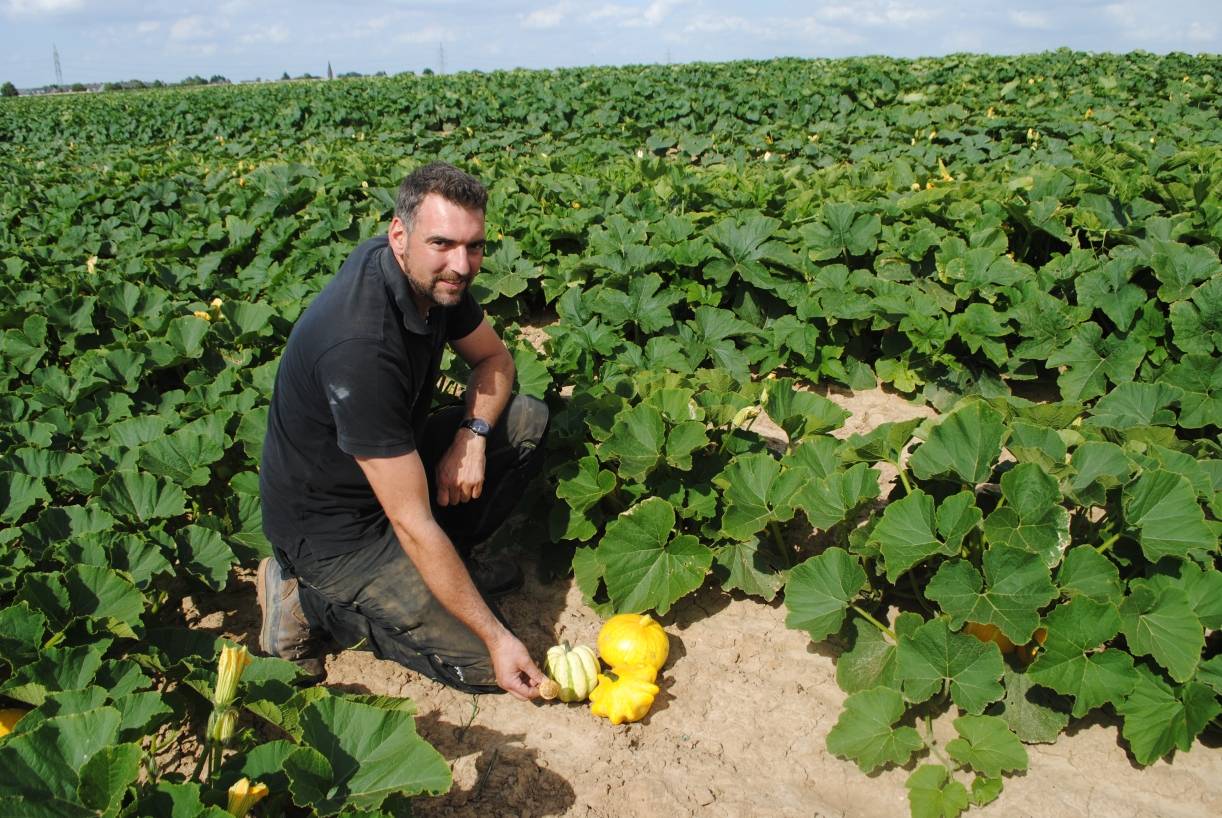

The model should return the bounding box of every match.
[355,449,542,699]
[435,318,515,506]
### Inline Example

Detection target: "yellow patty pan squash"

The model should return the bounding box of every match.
[589,664,660,725]
[542,641,600,702]
[0,708,29,737]
[597,613,669,671]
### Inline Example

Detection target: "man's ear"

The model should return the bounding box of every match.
[388,215,408,255]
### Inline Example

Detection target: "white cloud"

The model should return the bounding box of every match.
[170,16,217,42]
[136,21,159,35]
[240,24,289,46]
[4,0,83,14]
[642,0,683,26]
[1009,10,1051,30]
[392,24,450,44]
[522,2,570,29]
[819,1,936,26]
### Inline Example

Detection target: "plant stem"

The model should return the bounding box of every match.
[851,604,896,640]
[908,571,935,617]
[1095,533,1120,555]
[768,520,791,568]
[894,462,913,495]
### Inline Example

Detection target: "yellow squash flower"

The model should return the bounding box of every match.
[226,777,269,817]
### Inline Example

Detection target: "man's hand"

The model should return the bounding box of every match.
[435,430,486,506]
[488,631,545,700]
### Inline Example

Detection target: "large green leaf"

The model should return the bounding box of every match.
[835,612,923,694]
[905,764,970,818]
[596,497,713,615]
[945,714,1028,778]
[1119,581,1204,684]
[991,667,1070,744]
[909,401,1005,484]
[897,618,1005,714]
[98,471,187,523]
[763,378,849,443]
[1116,666,1221,766]
[716,453,805,541]
[1027,597,1136,717]
[1046,322,1144,401]
[783,547,867,642]
[712,537,786,602]
[796,462,882,531]
[926,545,1057,645]
[1123,469,1216,561]
[292,697,450,815]
[982,463,1070,566]
[826,686,923,773]
[1055,546,1123,603]
[873,490,979,582]
[598,403,665,481]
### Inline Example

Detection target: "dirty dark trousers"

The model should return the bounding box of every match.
[273,395,549,693]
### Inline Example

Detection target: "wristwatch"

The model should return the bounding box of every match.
[460,417,492,438]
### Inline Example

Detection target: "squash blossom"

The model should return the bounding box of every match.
[208,643,252,744]
[226,777,269,817]
[214,644,252,708]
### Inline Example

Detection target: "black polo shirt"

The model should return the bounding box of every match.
[260,235,484,558]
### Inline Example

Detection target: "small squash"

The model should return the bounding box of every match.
[597,613,669,672]
[0,708,29,738]
[963,621,1016,654]
[588,664,660,725]
[542,641,600,702]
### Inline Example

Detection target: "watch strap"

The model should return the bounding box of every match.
[460,417,492,437]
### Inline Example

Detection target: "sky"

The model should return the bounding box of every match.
[2,0,1219,89]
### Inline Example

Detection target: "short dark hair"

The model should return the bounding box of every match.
[394,162,487,234]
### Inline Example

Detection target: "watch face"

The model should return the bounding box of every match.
[462,418,491,436]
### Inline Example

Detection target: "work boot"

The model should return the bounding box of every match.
[464,556,524,598]
[257,557,326,683]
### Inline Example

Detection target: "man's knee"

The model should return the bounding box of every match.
[506,394,549,451]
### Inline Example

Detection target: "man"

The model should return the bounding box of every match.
[257,162,548,699]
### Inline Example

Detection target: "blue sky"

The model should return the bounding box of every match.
[2,0,1219,88]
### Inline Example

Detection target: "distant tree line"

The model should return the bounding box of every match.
[1,69,394,97]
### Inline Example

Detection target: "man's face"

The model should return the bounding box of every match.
[390,193,485,314]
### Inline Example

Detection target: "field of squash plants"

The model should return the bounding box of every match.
[1,50,1220,816]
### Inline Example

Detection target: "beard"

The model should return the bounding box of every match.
[408,271,469,310]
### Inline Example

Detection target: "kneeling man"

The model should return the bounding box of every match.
[258,162,547,699]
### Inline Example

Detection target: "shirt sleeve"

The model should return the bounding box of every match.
[445,290,485,341]
[314,339,418,458]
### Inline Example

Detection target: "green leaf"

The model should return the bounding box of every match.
[0,603,48,668]
[713,537,786,602]
[1055,546,1123,603]
[294,696,450,814]
[511,344,551,401]
[596,497,713,615]
[77,742,142,816]
[1027,597,1136,717]
[0,471,49,525]
[716,453,804,541]
[909,401,1005,484]
[969,775,1004,807]
[176,525,237,591]
[897,618,1005,714]
[555,456,616,514]
[2,642,109,706]
[0,706,123,811]
[982,463,1071,566]
[873,490,979,583]
[797,462,882,531]
[1067,441,1132,505]
[598,403,665,481]
[763,378,849,442]
[1006,421,1066,471]
[1047,322,1144,401]
[946,714,1028,778]
[926,546,1057,645]
[992,667,1070,744]
[63,564,146,633]
[906,764,970,818]
[826,686,924,773]
[835,612,923,694]
[137,419,226,488]
[841,418,923,467]
[1150,241,1221,303]
[783,548,868,642]
[98,470,186,523]
[1119,581,1204,683]
[1085,382,1183,430]
[1123,469,1216,562]
[1116,665,1221,766]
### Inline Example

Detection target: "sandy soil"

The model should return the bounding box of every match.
[190,387,1221,818]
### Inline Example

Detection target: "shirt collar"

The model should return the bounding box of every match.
[378,240,431,335]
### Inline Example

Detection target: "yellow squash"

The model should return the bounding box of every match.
[0,708,29,737]
[588,664,660,725]
[542,641,600,702]
[597,613,669,671]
